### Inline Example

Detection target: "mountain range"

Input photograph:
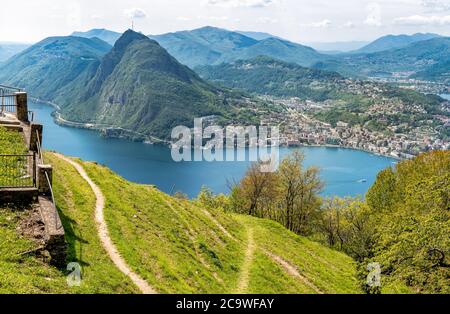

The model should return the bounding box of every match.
[0,30,257,141]
[148,26,330,68]
[0,27,448,142]
[70,27,449,82]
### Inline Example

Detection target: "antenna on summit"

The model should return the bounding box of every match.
[131,19,134,31]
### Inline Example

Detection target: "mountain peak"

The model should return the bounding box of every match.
[115,29,149,48]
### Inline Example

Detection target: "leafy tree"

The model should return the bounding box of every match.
[278,151,323,235]
[366,151,450,293]
[229,151,323,236]
[229,163,279,217]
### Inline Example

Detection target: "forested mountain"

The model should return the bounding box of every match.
[197,56,344,101]
[0,36,111,99]
[57,30,252,140]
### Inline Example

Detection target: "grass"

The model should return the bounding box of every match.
[0,126,27,154]
[1,152,362,293]
[0,126,31,187]
[236,215,360,294]
[0,153,139,293]
[82,160,246,293]
[81,156,362,294]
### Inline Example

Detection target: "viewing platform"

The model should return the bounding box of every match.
[0,84,66,266]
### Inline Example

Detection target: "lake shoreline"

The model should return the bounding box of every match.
[31,97,402,161]
[29,99,397,198]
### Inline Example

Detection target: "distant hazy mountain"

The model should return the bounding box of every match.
[0,42,31,62]
[306,41,369,53]
[235,31,282,41]
[149,26,330,68]
[59,30,247,140]
[148,26,258,68]
[71,28,122,45]
[354,33,442,54]
[315,37,450,80]
[0,36,111,99]
[217,37,329,67]
[197,56,344,101]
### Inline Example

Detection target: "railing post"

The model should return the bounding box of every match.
[37,164,52,195]
[30,123,43,152]
[32,153,37,187]
[15,92,28,123]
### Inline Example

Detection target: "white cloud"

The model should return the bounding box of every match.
[256,16,279,24]
[66,3,82,29]
[124,8,147,19]
[421,0,450,12]
[302,19,332,28]
[394,14,450,26]
[364,2,382,27]
[207,16,230,21]
[344,21,355,28]
[176,16,192,21]
[206,0,276,8]
[90,14,104,20]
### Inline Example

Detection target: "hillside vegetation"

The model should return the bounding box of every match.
[0,36,111,100]
[0,152,360,293]
[197,56,344,101]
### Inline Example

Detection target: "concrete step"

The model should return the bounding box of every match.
[0,187,38,205]
[38,196,64,236]
[0,124,23,132]
[37,196,66,266]
[0,119,20,126]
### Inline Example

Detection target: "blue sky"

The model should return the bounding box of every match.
[1,0,449,43]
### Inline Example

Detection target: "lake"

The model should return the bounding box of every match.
[29,101,396,198]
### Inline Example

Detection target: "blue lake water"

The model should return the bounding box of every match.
[30,101,396,198]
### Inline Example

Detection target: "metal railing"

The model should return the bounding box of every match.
[34,128,60,229]
[0,85,22,113]
[36,129,44,164]
[0,154,36,188]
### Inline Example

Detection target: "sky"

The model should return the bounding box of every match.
[1,0,450,44]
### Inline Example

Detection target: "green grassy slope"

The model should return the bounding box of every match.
[0,127,31,186]
[0,126,27,153]
[80,155,360,294]
[0,153,139,293]
[1,152,361,293]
